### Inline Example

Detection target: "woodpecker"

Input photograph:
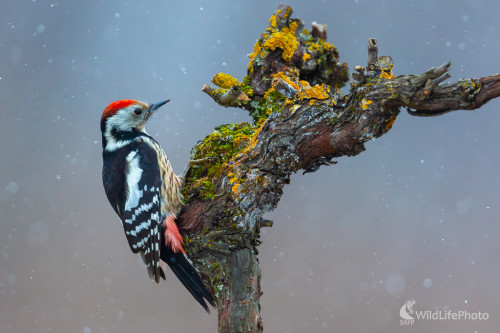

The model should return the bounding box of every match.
[100,99,215,312]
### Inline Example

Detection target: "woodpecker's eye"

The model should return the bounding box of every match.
[133,108,142,116]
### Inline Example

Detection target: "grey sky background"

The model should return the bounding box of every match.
[1,0,499,332]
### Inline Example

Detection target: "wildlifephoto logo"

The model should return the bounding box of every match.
[399,299,416,325]
[399,300,489,326]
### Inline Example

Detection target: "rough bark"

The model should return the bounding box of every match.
[175,5,500,332]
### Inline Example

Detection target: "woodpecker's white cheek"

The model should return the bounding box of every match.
[104,118,133,152]
[124,151,143,212]
[107,107,144,132]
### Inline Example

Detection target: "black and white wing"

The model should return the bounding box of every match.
[103,142,165,283]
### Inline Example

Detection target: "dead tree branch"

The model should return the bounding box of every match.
[174,4,500,332]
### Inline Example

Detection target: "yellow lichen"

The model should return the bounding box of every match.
[361,99,373,110]
[308,42,320,51]
[232,133,252,149]
[269,14,278,30]
[227,121,266,202]
[299,80,311,89]
[262,21,299,62]
[240,118,265,155]
[263,87,276,101]
[273,72,300,90]
[212,72,239,89]
[379,71,394,79]
[379,64,395,80]
[270,71,331,102]
[303,53,311,62]
[296,83,330,100]
[308,40,334,52]
[256,175,270,187]
[248,41,263,70]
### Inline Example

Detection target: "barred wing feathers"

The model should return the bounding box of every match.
[102,142,165,283]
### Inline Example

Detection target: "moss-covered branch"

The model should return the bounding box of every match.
[174,4,500,332]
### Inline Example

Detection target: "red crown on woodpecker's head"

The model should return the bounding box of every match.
[101,99,139,120]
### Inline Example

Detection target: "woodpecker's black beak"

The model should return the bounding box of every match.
[149,99,170,114]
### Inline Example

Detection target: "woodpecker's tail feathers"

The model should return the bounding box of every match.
[161,247,216,313]
[141,252,166,282]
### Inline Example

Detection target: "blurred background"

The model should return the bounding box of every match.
[1,0,499,332]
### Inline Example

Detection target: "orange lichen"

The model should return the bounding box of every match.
[248,120,264,149]
[385,115,397,131]
[298,80,311,88]
[379,68,395,80]
[232,183,240,196]
[212,72,239,89]
[378,60,394,79]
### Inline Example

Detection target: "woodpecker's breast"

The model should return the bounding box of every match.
[145,138,184,215]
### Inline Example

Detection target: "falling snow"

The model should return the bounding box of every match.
[5,181,18,194]
[1,0,499,332]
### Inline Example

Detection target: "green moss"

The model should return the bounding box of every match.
[246,83,287,122]
[240,75,254,97]
[300,28,312,41]
[183,122,261,200]
[330,115,338,125]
